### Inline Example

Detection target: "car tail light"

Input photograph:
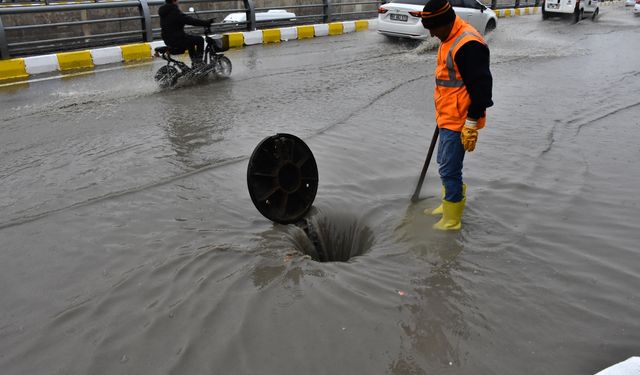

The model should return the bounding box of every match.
[409,11,423,17]
[378,7,388,13]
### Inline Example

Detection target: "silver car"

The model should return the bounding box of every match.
[377,0,498,39]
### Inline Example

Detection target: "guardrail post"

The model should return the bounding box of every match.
[243,0,256,30]
[323,0,332,23]
[138,0,153,42]
[0,16,9,59]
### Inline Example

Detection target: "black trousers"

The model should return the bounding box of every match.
[172,34,204,62]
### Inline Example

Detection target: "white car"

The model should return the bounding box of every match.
[542,0,599,22]
[625,0,635,6]
[635,0,640,14]
[377,0,497,39]
[222,9,296,23]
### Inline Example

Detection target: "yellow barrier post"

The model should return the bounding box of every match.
[57,50,94,71]
[0,58,28,81]
[226,33,244,48]
[328,22,343,36]
[355,20,368,31]
[297,25,315,39]
[262,29,281,44]
[121,43,151,62]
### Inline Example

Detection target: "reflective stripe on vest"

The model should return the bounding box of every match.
[435,31,481,88]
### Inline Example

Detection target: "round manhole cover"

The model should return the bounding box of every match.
[247,133,319,224]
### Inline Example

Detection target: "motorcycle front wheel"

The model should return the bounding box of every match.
[154,65,179,88]
[214,56,232,78]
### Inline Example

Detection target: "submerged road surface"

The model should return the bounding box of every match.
[1,6,639,374]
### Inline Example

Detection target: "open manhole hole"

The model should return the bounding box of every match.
[248,134,373,262]
[294,211,374,262]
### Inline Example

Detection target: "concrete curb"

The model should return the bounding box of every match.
[0,18,376,83]
[495,6,541,17]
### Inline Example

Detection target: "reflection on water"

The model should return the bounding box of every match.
[160,99,215,169]
[157,89,234,169]
[394,200,462,264]
[244,47,260,71]
[391,202,471,373]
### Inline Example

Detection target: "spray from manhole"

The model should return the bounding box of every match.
[247,134,374,262]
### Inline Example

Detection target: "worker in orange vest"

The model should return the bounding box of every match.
[419,0,493,230]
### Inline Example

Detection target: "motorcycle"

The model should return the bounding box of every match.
[154,25,232,88]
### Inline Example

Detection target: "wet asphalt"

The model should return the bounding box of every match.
[1,6,639,374]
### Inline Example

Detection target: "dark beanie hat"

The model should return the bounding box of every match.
[420,0,456,29]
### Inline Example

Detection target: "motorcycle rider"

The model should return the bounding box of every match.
[159,0,213,67]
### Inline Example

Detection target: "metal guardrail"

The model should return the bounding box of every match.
[0,0,619,59]
[0,0,380,58]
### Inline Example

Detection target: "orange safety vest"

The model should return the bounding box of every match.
[434,16,487,132]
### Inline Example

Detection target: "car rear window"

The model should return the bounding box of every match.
[389,0,429,5]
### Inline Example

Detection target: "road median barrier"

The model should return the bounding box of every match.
[24,54,59,74]
[355,20,369,31]
[313,23,330,37]
[280,27,298,41]
[297,25,315,39]
[243,30,263,45]
[120,43,152,62]
[56,50,94,71]
[0,58,28,81]
[343,21,356,33]
[91,47,122,66]
[262,29,282,44]
[226,32,245,47]
[495,6,540,17]
[328,22,344,35]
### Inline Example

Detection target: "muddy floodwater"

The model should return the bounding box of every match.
[1,6,639,375]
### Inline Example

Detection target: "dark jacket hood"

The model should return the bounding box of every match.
[158,3,177,17]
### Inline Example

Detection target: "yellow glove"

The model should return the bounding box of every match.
[461,119,478,152]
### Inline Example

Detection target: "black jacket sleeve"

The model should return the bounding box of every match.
[454,41,493,120]
[179,12,211,27]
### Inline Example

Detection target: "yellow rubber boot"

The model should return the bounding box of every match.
[425,184,466,216]
[433,199,465,231]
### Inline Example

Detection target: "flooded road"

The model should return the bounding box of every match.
[1,6,639,374]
